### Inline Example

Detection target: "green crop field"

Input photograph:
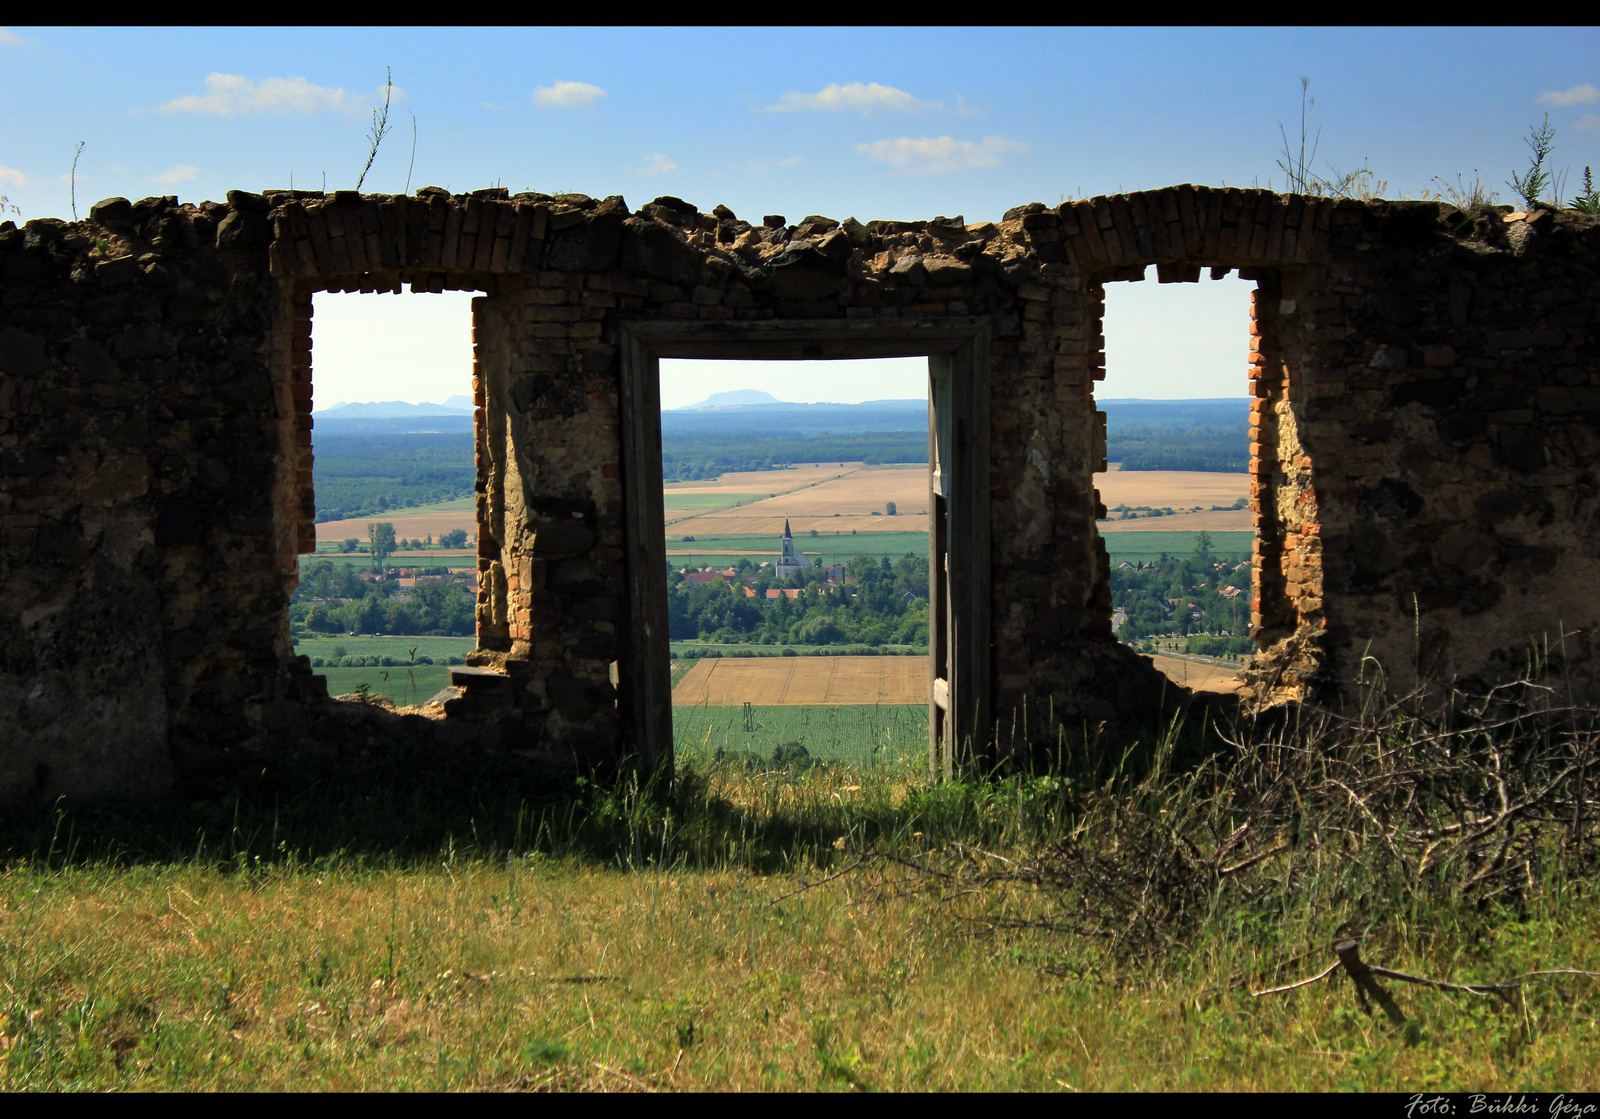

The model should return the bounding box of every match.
[663,493,773,510]
[319,664,454,705]
[293,635,476,662]
[673,703,927,766]
[1101,530,1253,564]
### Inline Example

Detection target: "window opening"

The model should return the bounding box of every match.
[290,288,480,706]
[1094,267,1256,696]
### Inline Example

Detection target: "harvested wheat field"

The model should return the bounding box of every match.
[673,655,929,707]
[315,509,477,546]
[1147,653,1243,695]
[1099,508,1253,532]
[668,464,929,534]
[1093,465,1248,508]
[665,462,872,494]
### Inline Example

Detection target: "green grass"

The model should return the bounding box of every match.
[292,635,475,662]
[1100,530,1253,564]
[3,675,1599,1090]
[663,493,774,510]
[673,704,927,766]
[320,664,453,704]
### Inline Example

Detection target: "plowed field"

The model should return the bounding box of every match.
[672,655,928,707]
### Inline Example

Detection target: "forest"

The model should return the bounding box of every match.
[311,433,477,523]
[1106,423,1247,472]
[661,431,929,482]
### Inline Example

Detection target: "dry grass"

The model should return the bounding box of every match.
[672,656,929,707]
[5,672,1600,1090]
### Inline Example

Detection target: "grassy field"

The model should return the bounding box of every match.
[3,684,1598,1091]
[320,664,453,704]
[292,636,475,662]
[1101,531,1253,564]
[673,704,928,766]
[290,636,475,704]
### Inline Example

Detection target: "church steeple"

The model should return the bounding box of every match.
[783,518,792,539]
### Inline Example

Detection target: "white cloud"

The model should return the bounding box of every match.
[155,74,400,116]
[1537,83,1600,107]
[0,27,26,45]
[534,80,607,109]
[762,82,939,114]
[150,164,201,184]
[0,166,32,187]
[736,155,805,176]
[631,153,679,176]
[1574,113,1600,133]
[855,134,1029,174]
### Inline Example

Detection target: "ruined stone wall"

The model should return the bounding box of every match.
[2,182,1597,801]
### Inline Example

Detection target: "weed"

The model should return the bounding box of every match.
[1508,113,1557,208]
[1569,166,1600,214]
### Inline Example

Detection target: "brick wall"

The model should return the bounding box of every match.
[2,184,1597,800]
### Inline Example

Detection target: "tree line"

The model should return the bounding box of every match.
[290,558,476,637]
[1108,423,1248,472]
[662,431,929,483]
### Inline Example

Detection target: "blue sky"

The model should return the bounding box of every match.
[5,26,1596,405]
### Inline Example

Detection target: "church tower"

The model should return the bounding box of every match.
[774,517,806,578]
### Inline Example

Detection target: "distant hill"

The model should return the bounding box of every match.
[313,400,473,419]
[674,389,787,410]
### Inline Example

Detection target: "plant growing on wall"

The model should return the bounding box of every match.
[1275,77,1378,198]
[1508,112,1557,207]
[356,67,394,192]
[1570,166,1600,214]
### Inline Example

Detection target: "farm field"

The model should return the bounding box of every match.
[674,703,927,765]
[1099,508,1252,532]
[664,461,876,492]
[1094,463,1249,506]
[1146,653,1244,695]
[1101,530,1253,564]
[292,635,475,662]
[314,495,477,548]
[321,664,452,705]
[668,463,929,536]
[674,655,928,707]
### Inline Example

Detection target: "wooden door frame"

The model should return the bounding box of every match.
[618,317,992,781]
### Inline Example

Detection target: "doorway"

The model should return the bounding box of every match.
[618,318,992,780]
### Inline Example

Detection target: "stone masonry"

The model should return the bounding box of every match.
[2,184,1597,802]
